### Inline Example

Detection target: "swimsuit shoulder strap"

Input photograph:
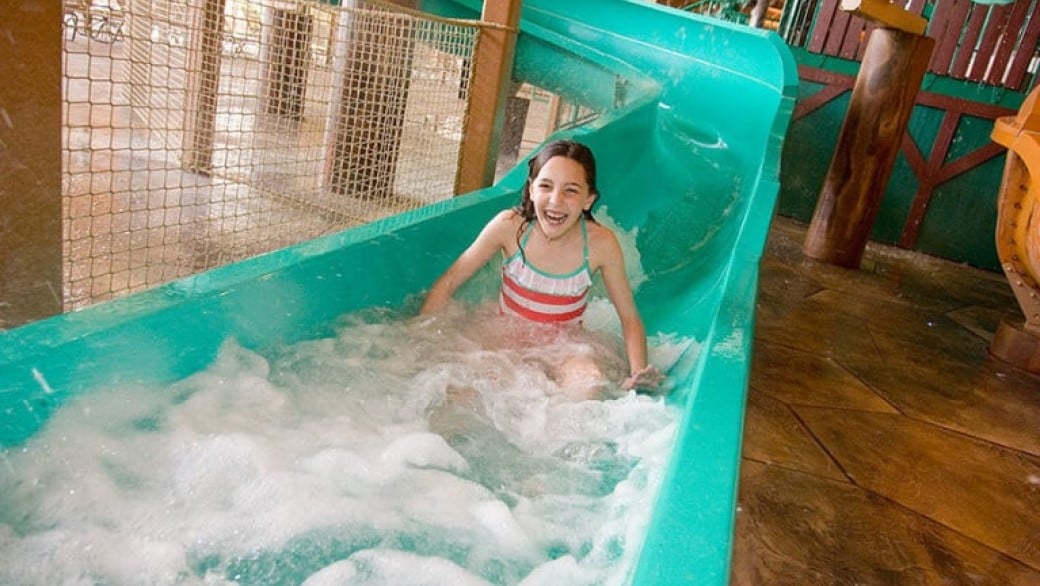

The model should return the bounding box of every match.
[520,220,535,247]
[581,216,590,267]
[503,220,534,264]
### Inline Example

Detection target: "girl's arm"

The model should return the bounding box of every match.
[592,227,663,390]
[420,210,516,314]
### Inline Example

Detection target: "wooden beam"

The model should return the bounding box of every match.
[0,0,63,326]
[840,0,927,35]
[182,0,228,174]
[803,29,935,268]
[326,3,417,198]
[454,0,521,195]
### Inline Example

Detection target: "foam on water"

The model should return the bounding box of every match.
[0,301,691,585]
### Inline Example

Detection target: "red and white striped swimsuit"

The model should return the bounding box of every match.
[500,218,593,325]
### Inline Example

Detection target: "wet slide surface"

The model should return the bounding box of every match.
[424,1,798,582]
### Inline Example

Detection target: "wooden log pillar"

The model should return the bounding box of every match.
[0,0,63,327]
[182,0,227,174]
[803,0,933,267]
[454,0,521,195]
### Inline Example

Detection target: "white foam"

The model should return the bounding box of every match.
[518,554,599,586]
[471,499,538,553]
[380,432,469,476]
[596,206,648,291]
[302,549,493,586]
[0,309,687,585]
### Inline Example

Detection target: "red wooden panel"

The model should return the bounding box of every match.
[949,7,988,79]
[792,82,851,120]
[926,0,957,71]
[900,133,927,180]
[824,8,853,56]
[936,142,1006,184]
[839,15,866,60]
[931,0,973,75]
[972,3,1013,82]
[800,0,1036,92]
[1005,2,1040,90]
[809,0,841,53]
[915,90,1016,120]
[928,111,959,178]
[986,0,1032,85]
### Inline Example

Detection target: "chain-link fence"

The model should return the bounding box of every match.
[62,0,489,310]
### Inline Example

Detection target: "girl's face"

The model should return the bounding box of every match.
[529,156,595,241]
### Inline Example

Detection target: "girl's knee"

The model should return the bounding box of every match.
[555,356,609,401]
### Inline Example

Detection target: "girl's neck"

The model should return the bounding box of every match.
[534,217,583,246]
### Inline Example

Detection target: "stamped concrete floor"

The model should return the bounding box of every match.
[731,217,1040,585]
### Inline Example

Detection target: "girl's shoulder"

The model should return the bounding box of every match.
[488,208,524,234]
[491,208,524,225]
[481,208,524,249]
[586,219,624,269]
[586,219,620,247]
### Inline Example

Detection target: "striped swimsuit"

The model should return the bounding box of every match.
[500,218,593,324]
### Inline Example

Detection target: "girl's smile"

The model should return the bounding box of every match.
[530,156,596,241]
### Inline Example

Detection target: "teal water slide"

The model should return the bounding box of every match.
[0,0,796,583]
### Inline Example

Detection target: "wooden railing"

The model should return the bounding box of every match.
[801,0,1039,91]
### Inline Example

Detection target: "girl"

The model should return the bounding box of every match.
[420,139,663,397]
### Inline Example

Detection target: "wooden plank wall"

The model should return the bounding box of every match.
[807,0,1039,91]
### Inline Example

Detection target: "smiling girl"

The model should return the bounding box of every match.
[420,139,663,396]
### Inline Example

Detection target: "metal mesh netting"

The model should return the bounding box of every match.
[62,0,484,310]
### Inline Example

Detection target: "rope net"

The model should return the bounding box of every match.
[62,0,487,310]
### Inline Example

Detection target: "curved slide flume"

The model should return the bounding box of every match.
[425,0,798,582]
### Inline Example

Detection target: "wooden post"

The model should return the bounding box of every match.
[264,8,312,121]
[454,0,521,195]
[495,83,529,178]
[803,0,933,267]
[0,0,63,327]
[545,93,562,136]
[182,0,227,174]
[326,0,417,198]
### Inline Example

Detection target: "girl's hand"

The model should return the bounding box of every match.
[622,365,665,391]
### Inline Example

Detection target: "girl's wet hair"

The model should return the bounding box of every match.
[515,140,600,244]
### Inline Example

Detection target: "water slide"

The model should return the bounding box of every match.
[0,0,796,583]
